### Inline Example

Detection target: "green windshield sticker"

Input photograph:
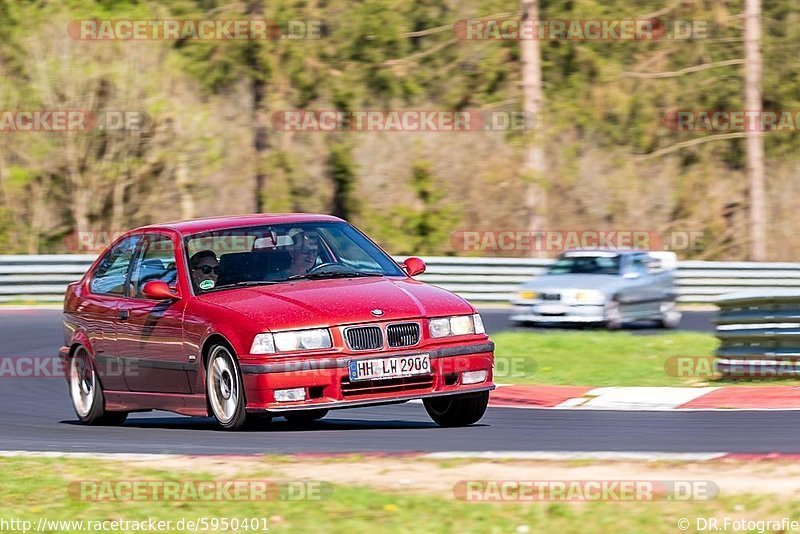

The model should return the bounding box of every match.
[199,279,215,290]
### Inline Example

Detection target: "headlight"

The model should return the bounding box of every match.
[429,314,485,338]
[429,318,451,338]
[565,289,606,305]
[517,290,539,300]
[250,333,276,354]
[250,328,332,354]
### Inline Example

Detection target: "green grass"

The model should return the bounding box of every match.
[492,331,717,387]
[492,330,800,387]
[2,457,800,533]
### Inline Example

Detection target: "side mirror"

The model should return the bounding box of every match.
[142,280,181,300]
[403,257,426,277]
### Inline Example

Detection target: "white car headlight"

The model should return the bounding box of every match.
[429,314,485,338]
[564,289,606,305]
[250,328,332,354]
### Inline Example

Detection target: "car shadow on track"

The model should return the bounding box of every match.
[59,416,472,432]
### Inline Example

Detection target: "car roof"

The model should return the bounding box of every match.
[137,213,345,236]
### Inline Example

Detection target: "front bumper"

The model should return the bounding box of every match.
[241,341,494,412]
[510,304,605,323]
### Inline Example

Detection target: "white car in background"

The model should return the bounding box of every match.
[510,249,681,329]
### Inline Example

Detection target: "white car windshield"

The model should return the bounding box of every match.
[547,254,621,275]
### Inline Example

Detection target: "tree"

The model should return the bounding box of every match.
[328,142,359,220]
[744,0,765,260]
[520,0,547,257]
[245,0,270,213]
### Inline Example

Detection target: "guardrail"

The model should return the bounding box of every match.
[715,290,800,376]
[2,254,800,304]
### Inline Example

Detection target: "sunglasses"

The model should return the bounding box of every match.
[196,265,221,275]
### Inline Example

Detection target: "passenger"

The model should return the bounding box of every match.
[286,231,321,277]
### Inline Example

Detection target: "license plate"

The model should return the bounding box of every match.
[536,304,568,315]
[348,354,431,381]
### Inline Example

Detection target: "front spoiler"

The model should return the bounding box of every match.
[258,384,494,412]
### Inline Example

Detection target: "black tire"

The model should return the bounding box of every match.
[423,391,489,427]
[68,347,128,426]
[284,409,329,425]
[206,344,248,430]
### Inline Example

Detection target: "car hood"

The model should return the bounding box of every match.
[520,274,625,294]
[197,276,473,330]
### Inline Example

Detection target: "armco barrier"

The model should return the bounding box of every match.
[715,290,800,376]
[2,255,800,304]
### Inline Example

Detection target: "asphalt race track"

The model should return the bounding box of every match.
[2,308,797,455]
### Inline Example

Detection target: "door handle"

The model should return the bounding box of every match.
[118,309,130,321]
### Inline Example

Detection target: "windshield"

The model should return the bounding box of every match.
[184,221,405,293]
[547,254,621,276]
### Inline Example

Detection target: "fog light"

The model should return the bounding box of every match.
[462,370,487,385]
[274,388,306,402]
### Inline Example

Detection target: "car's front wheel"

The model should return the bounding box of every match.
[206,344,248,430]
[423,391,489,427]
[68,346,128,426]
[604,300,623,330]
[659,301,682,329]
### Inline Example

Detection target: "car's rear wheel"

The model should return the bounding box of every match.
[423,391,489,427]
[206,345,247,430]
[69,347,128,426]
[284,409,329,425]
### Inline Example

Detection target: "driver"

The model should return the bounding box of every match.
[189,250,220,290]
[286,231,320,277]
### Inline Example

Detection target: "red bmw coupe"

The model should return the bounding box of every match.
[60,214,495,430]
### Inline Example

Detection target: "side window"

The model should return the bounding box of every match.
[130,234,178,298]
[89,235,142,296]
[630,255,649,275]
